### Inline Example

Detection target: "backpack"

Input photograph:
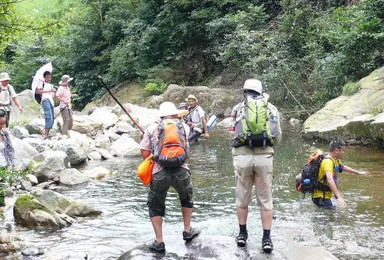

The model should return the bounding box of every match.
[295,150,332,194]
[0,87,13,106]
[153,118,188,167]
[233,95,279,148]
[34,82,43,104]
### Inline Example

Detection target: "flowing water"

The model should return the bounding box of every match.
[4,122,384,259]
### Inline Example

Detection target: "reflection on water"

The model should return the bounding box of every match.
[6,122,384,259]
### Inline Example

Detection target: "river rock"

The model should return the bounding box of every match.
[99,148,113,160]
[13,193,73,228]
[20,179,33,192]
[110,134,140,157]
[59,168,89,186]
[22,247,44,256]
[11,136,39,170]
[95,134,111,149]
[303,66,384,145]
[26,118,59,135]
[23,137,45,152]
[113,121,136,134]
[10,126,29,139]
[53,138,88,165]
[71,115,103,136]
[31,189,102,217]
[28,151,70,183]
[88,150,102,160]
[82,167,112,180]
[89,107,119,129]
[9,89,42,126]
[26,174,38,185]
[216,117,232,129]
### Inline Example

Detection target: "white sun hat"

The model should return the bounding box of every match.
[158,102,189,118]
[243,79,262,94]
[59,75,73,85]
[0,72,11,82]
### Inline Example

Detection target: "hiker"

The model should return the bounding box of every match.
[55,75,77,136]
[178,102,188,122]
[0,109,15,207]
[35,71,56,139]
[312,137,369,209]
[0,72,23,127]
[229,79,282,253]
[185,94,209,143]
[139,101,200,252]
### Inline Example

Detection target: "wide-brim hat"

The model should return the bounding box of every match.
[159,102,189,118]
[59,75,73,85]
[185,94,198,102]
[0,72,11,82]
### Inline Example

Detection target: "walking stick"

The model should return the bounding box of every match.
[97,75,145,134]
[54,104,69,120]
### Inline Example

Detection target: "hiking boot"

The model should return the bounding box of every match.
[148,240,165,252]
[236,231,248,247]
[183,227,201,242]
[262,237,273,253]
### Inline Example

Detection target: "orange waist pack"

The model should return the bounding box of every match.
[137,155,154,185]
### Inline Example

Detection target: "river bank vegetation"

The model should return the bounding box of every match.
[1,0,384,116]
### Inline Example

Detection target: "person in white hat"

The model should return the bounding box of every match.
[0,72,23,127]
[229,79,282,253]
[185,94,209,143]
[139,101,200,252]
[55,75,77,136]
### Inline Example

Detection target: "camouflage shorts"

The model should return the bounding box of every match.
[147,167,193,217]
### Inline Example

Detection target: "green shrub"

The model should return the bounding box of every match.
[0,166,26,206]
[342,81,360,96]
[144,82,167,96]
[369,107,383,116]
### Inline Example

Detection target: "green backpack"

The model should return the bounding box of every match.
[233,95,279,148]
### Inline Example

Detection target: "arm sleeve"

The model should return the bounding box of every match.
[8,85,17,98]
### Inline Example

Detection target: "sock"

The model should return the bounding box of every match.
[263,229,271,239]
[239,224,247,233]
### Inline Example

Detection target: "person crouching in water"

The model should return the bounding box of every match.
[185,94,209,143]
[55,75,77,137]
[139,101,200,252]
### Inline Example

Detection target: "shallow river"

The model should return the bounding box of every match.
[5,122,384,259]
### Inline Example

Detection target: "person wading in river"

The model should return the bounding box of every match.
[185,94,209,143]
[139,101,200,252]
[229,79,282,253]
[312,137,369,209]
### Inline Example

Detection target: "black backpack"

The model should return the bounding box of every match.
[34,82,43,104]
[296,150,332,194]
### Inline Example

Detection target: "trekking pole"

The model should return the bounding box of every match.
[97,75,145,134]
[54,104,69,120]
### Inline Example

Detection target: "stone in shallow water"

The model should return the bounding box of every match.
[117,235,306,260]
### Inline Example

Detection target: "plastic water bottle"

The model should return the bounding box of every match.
[303,179,311,185]
[207,115,217,131]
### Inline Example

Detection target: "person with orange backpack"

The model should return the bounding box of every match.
[139,101,201,252]
[311,137,369,209]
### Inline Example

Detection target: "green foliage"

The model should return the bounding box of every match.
[342,81,361,96]
[144,80,167,96]
[1,0,384,114]
[369,107,383,116]
[0,166,26,206]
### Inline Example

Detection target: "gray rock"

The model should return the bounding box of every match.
[98,148,113,160]
[303,66,384,144]
[113,121,136,135]
[23,137,45,152]
[53,138,88,165]
[20,180,33,191]
[11,136,39,170]
[88,150,102,160]
[28,150,70,183]
[82,167,112,180]
[22,247,44,256]
[72,115,103,137]
[90,107,119,129]
[26,174,39,185]
[10,126,29,139]
[110,134,140,157]
[60,168,89,186]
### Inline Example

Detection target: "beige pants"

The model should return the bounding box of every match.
[233,153,274,211]
[61,108,73,135]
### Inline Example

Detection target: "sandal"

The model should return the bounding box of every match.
[236,231,248,247]
[262,238,273,253]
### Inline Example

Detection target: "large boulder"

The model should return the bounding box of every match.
[53,138,88,165]
[11,136,39,170]
[9,89,41,127]
[89,107,119,129]
[28,151,70,183]
[59,168,89,186]
[71,115,103,136]
[303,67,384,145]
[25,118,60,136]
[13,189,102,228]
[110,134,141,157]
